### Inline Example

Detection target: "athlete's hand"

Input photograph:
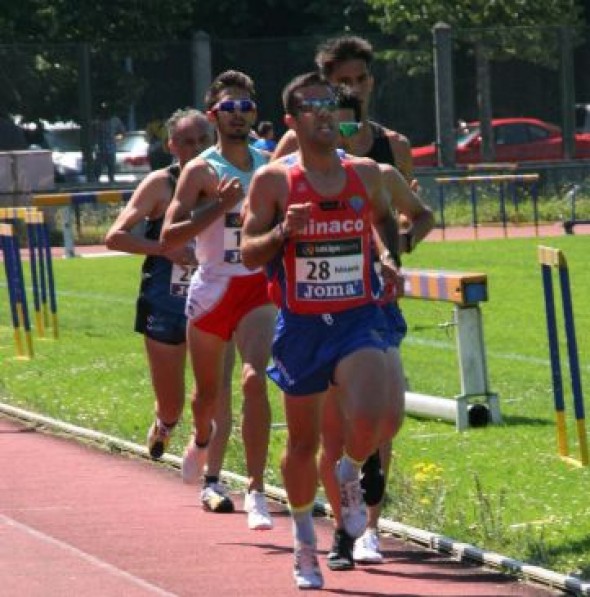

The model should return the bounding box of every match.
[283,202,312,237]
[163,243,198,267]
[380,257,404,301]
[218,175,244,211]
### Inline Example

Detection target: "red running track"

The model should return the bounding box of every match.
[0,415,559,597]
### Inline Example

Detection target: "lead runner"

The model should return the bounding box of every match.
[241,71,403,590]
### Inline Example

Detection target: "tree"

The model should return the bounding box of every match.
[363,0,586,163]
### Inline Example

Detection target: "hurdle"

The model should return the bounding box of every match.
[562,184,590,234]
[436,173,540,239]
[33,189,133,257]
[538,246,588,467]
[1,223,34,359]
[402,268,501,431]
[0,207,58,339]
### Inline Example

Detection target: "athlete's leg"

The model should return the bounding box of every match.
[234,304,275,492]
[205,340,236,476]
[145,336,186,426]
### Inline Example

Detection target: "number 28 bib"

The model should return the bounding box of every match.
[281,161,375,315]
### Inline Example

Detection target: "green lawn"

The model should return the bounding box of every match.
[1,235,589,579]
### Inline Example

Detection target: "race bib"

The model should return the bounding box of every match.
[223,211,242,264]
[294,238,365,302]
[170,264,197,298]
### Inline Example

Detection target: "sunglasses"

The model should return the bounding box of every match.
[296,98,338,114]
[338,122,362,137]
[213,99,256,113]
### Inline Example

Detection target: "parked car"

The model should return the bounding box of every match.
[115,130,150,178]
[412,117,590,167]
[23,121,85,182]
[575,103,590,133]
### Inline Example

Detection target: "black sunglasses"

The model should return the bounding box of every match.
[213,99,256,113]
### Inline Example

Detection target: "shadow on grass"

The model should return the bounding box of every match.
[501,415,553,427]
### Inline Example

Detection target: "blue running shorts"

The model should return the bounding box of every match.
[135,296,187,345]
[382,303,407,349]
[268,303,390,396]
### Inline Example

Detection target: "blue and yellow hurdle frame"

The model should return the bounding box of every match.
[538,245,588,467]
[0,207,58,343]
[1,222,34,359]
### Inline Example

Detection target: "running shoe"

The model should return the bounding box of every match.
[244,490,273,530]
[181,421,216,485]
[336,459,367,539]
[201,482,235,513]
[353,528,384,563]
[146,421,171,460]
[326,528,355,571]
[293,541,323,590]
[360,450,385,506]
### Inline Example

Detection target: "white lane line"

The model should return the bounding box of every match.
[0,514,178,597]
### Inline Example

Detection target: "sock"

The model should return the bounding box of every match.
[338,453,363,483]
[290,503,316,546]
[204,475,219,486]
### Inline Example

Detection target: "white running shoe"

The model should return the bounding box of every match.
[244,490,273,530]
[336,460,367,539]
[181,421,216,485]
[353,528,383,563]
[293,541,323,590]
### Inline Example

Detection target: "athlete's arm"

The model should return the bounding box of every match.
[271,129,299,160]
[241,164,307,270]
[160,158,242,250]
[356,159,402,289]
[387,130,414,185]
[105,170,169,256]
[380,164,434,253]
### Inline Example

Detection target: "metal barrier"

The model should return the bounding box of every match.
[402,268,501,431]
[435,174,540,240]
[33,190,132,257]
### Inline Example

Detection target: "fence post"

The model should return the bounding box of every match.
[192,31,212,110]
[433,22,455,168]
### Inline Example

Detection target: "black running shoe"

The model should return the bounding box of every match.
[360,450,385,506]
[326,528,355,571]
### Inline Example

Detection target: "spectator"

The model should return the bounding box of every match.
[93,102,125,183]
[252,120,276,152]
[0,112,28,150]
[146,115,172,170]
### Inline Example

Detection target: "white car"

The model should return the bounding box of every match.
[115,131,150,180]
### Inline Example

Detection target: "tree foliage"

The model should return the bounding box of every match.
[363,0,587,73]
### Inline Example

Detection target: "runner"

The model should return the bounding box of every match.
[241,72,402,589]
[105,108,239,466]
[160,71,275,530]
[321,87,435,570]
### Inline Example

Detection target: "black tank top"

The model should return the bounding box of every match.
[366,121,396,166]
[140,163,186,313]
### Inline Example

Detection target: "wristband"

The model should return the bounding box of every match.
[403,230,415,253]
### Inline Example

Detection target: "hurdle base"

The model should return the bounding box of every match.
[563,219,590,235]
[405,391,502,432]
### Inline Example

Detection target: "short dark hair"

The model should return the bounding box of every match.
[204,70,256,110]
[282,71,329,116]
[257,120,274,137]
[335,86,362,123]
[315,36,374,79]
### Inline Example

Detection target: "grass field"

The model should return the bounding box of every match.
[1,235,589,579]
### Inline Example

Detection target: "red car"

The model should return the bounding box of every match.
[412,117,590,167]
